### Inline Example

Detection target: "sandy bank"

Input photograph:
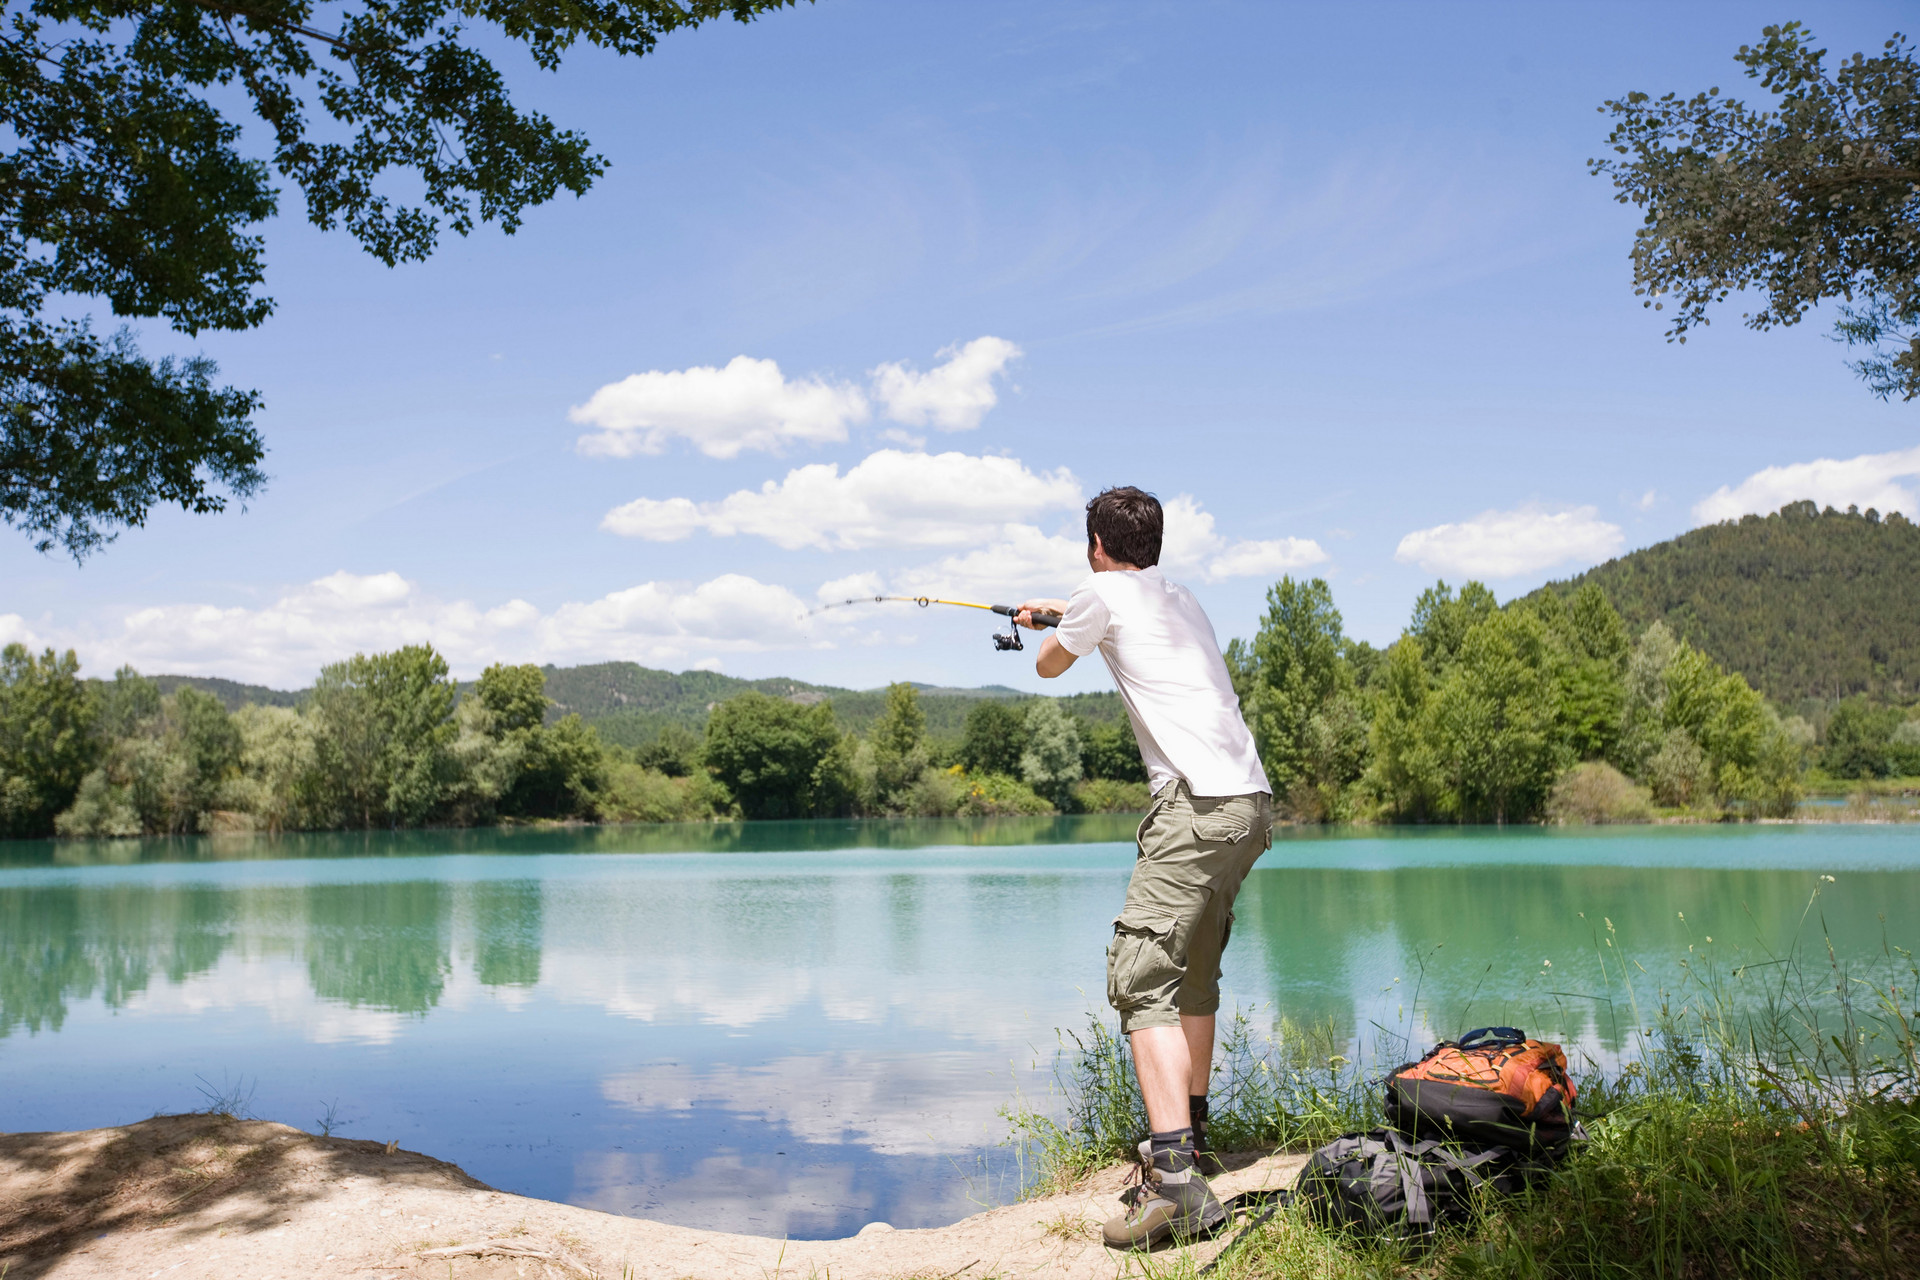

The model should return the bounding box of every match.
[0,1114,1308,1279]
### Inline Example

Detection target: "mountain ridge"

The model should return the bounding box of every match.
[1528,500,1919,705]
[133,661,1120,747]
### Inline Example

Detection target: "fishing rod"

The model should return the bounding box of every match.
[809,595,1061,652]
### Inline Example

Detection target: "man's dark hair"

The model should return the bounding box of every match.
[1086,486,1162,568]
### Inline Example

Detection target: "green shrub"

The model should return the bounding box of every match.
[596,760,730,823]
[954,770,1053,816]
[1072,777,1150,813]
[53,768,140,837]
[1546,761,1652,824]
[901,764,966,817]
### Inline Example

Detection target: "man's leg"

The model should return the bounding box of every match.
[1183,1012,1214,1096]
[1103,786,1233,1249]
[1129,1024,1192,1133]
[1128,1013,1215,1133]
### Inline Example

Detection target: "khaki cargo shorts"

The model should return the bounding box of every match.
[1106,780,1273,1034]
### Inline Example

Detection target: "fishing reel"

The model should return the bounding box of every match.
[987,605,1060,652]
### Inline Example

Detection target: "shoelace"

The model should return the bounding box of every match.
[1117,1144,1159,1211]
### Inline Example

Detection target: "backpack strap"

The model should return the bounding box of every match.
[1420,1142,1509,1190]
[1380,1129,1435,1225]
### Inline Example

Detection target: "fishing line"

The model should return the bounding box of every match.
[808,595,1060,651]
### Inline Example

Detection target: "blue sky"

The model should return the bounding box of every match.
[4,0,1916,693]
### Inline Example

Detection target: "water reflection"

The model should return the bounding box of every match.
[2,813,1145,870]
[474,880,543,989]
[2,823,1918,1237]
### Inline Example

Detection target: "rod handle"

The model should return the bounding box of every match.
[991,604,1060,628]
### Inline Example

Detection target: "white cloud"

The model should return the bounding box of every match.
[1159,494,1328,583]
[536,574,815,655]
[1394,504,1624,578]
[567,337,1018,461]
[892,524,1093,601]
[869,336,1021,431]
[815,571,888,603]
[606,471,1325,589]
[879,493,1328,602]
[80,571,844,688]
[1692,444,1920,525]
[570,355,869,460]
[1203,537,1330,579]
[601,450,1083,551]
[0,614,43,649]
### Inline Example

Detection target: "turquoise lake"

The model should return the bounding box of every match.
[2,819,1916,1239]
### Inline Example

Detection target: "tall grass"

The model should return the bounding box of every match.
[1003,1011,1378,1196]
[1005,882,1920,1278]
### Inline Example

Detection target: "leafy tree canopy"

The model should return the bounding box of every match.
[960,700,1025,777]
[1,0,803,556]
[0,642,97,835]
[1592,23,1920,398]
[702,690,844,820]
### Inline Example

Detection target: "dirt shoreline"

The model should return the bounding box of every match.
[0,1114,1308,1279]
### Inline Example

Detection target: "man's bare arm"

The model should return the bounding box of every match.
[1034,633,1076,678]
[1016,597,1075,678]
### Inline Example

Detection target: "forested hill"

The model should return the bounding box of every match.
[536,662,1040,745]
[1530,501,1920,704]
[146,660,1125,748]
[151,675,302,709]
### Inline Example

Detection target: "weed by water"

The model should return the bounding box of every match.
[1012,880,1920,1279]
[192,1073,256,1119]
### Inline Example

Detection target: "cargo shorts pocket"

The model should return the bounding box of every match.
[1192,808,1253,845]
[1106,907,1178,1010]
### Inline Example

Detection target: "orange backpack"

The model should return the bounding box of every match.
[1385,1027,1577,1157]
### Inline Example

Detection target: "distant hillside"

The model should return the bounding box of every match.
[1532,501,1920,705]
[534,661,1027,745]
[150,675,305,710]
[543,662,1126,746]
[125,659,1124,748]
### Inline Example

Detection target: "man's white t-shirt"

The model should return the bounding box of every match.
[1053,565,1270,798]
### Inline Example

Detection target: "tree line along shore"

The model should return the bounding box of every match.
[3,543,1916,840]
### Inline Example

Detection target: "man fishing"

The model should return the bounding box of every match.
[1017,485,1273,1251]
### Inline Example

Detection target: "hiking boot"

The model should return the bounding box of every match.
[1101,1153,1227,1250]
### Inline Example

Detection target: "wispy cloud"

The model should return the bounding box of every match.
[1047,140,1564,341]
[1395,505,1623,578]
[1693,445,1920,524]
